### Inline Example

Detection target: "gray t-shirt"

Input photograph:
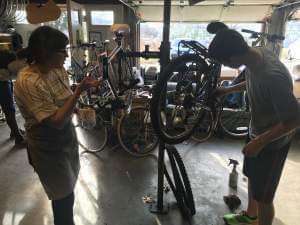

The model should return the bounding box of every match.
[245,47,300,137]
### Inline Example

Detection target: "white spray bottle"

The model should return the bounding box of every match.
[228,158,239,189]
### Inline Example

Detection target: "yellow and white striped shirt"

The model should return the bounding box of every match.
[15,66,72,130]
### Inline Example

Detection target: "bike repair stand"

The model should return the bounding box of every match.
[150,141,169,214]
[150,0,171,215]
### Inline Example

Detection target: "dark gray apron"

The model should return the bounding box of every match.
[25,71,80,200]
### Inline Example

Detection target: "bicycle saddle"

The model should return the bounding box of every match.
[111,24,130,34]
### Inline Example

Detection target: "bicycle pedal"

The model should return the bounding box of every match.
[142,196,154,204]
[163,185,170,193]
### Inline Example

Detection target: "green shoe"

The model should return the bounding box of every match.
[223,211,257,225]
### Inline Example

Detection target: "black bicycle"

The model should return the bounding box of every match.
[150,39,251,144]
[150,40,220,144]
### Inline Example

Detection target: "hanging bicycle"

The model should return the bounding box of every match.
[150,40,250,144]
[74,24,160,157]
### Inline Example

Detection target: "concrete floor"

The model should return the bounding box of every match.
[0,117,299,225]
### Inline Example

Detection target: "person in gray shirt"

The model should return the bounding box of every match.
[208,29,300,225]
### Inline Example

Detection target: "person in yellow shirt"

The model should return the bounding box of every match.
[15,26,101,225]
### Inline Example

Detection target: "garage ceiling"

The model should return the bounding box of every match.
[132,0,284,6]
[129,0,300,22]
[60,0,300,22]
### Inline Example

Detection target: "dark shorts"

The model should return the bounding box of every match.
[243,135,292,203]
[0,80,15,114]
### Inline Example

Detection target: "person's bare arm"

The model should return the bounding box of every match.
[242,120,299,157]
[43,78,100,129]
[216,81,246,97]
[257,121,297,145]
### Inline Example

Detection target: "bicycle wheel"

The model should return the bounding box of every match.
[191,108,214,142]
[164,145,196,218]
[219,104,250,137]
[150,54,209,144]
[117,106,158,157]
[74,113,108,153]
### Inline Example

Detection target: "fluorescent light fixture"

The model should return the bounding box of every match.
[188,0,205,6]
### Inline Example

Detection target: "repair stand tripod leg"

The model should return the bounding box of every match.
[150,141,169,214]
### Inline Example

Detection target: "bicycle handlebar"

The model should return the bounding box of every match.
[241,29,263,35]
[241,29,285,42]
[179,40,208,57]
[79,42,97,47]
[124,50,160,59]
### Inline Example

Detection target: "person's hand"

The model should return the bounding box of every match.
[73,107,79,114]
[70,83,77,92]
[242,138,265,157]
[75,77,102,95]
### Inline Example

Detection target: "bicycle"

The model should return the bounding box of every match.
[74,24,160,157]
[241,28,285,48]
[0,0,27,25]
[68,42,104,84]
[150,39,250,144]
[191,69,250,142]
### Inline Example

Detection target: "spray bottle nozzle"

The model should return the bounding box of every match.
[228,158,239,169]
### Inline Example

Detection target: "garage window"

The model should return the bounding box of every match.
[90,11,114,26]
[15,10,28,24]
[140,22,262,66]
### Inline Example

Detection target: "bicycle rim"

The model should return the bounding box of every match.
[150,54,208,144]
[117,106,158,157]
[219,107,250,137]
[75,114,108,152]
[191,109,214,142]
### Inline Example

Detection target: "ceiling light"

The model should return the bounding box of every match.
[188,0,205,6]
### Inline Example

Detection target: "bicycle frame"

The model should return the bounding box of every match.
[101,32,160,99]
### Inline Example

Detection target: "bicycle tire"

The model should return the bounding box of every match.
[117,106,158,157]
[164,145,196,218]
[120,54,135,86]
[219,106,250,137]
[150,54,209,144]
[0,0,7,18]
[191,108,214,142]
[75,113,108,153]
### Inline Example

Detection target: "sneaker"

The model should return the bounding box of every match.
[14,138,27,149]
[223,211,257,225]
